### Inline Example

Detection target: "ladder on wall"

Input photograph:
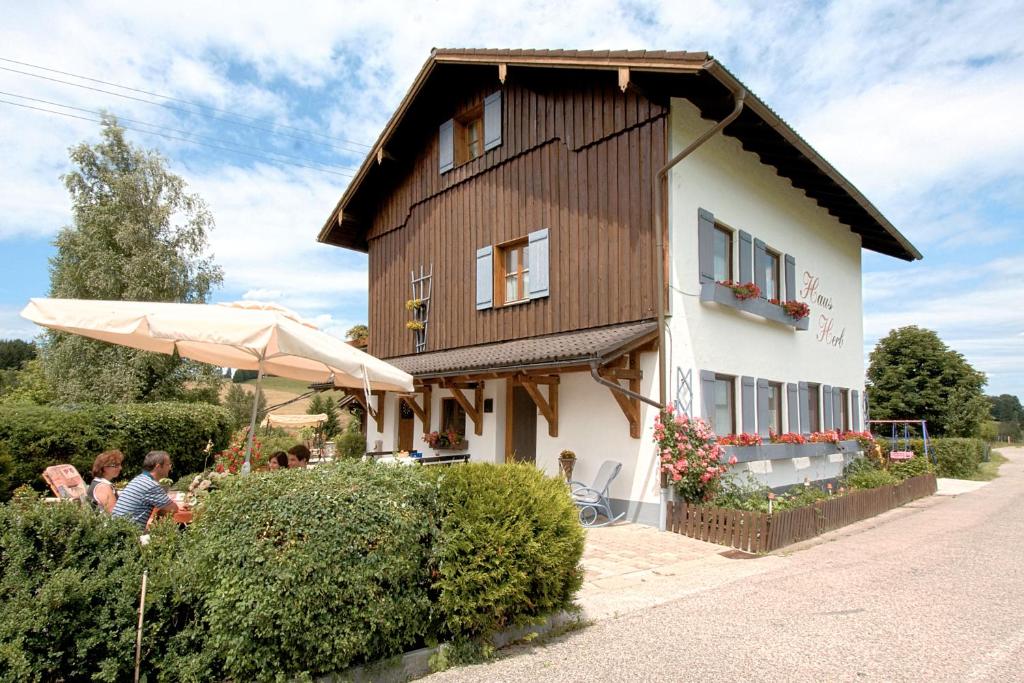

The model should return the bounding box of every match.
[410,264,432,353]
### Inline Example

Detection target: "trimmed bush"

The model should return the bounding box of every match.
[335,421,367,460]
[846,466,899,489]
[889,455,933,481]
[0,499,145,682]
[0,402,231,499]
[429,463,584,642]
[179,461,436,681]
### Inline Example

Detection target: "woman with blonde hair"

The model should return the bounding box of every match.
[87,449,124,513]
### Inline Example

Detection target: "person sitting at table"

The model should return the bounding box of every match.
[112,451,178,529]
[287,444,311,469]
[87,449,124,513]
[267,451,288,470]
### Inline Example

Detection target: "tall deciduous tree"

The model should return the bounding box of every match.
[43,115,224,403]
[866,326,989,437]
[0,340,36,370]
[988,394,1024,423]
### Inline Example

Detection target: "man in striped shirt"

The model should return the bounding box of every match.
[112,451,178,528]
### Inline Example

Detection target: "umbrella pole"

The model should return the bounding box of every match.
[242,361,264,475]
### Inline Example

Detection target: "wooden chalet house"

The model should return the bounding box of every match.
[318,49,921,526]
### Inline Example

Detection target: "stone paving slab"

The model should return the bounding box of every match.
[936,477,990,496]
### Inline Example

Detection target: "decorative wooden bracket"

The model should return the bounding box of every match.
[618,67,630,92]
[599,352,642,438]
[519,374,559,437]
[375,148,395,164]
[498,63,508,83]
[399,385,431,432]
[446,382,485,436]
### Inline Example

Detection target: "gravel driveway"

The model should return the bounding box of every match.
[426,447,1024,682]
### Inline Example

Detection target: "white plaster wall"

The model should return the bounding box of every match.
[665,98,868,489]
[736,452,855,489]
[667,98,866,427]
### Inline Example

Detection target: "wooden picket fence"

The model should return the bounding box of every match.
[665,474,937,554]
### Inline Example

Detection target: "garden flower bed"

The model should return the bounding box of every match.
[665,473,937,553]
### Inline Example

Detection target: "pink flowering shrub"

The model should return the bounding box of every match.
[654,406,736,503]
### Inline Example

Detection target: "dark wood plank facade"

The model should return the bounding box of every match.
[365,69,667,358]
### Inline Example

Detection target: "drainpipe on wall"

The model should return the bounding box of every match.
[654,80,747,531]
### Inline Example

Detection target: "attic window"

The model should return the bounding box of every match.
[455,106,483,166]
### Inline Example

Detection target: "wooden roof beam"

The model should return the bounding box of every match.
[399,386,431,432]
[448,384,484,436]
[520,377,558,437]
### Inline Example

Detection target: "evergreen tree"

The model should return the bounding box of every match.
[43,115,223,403]
[307,394,341,439]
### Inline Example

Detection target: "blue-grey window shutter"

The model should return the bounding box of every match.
[739,230,753,284]
[822,384,833,430]
[700,370,716,421]
[439,119,454,173]
[851,389,861,431]
[741,376,755,434]
[483,91,502,151]
[787,383,799,433]
[698,209,715,283]
[833,387,844,430]
[475,246,493,310]
[798,382,809,435]
[753,238,767,295]
[756,378,769,437]
[527,228,549,299]
[785,254,796,301]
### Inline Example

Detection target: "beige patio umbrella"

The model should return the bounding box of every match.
[21,297,413,471]
[262,413,327,429]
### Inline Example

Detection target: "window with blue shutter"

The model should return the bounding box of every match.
[739,230,752,283]
[851,389,861,431]
[785,254,796,301]
[741,376,755,434]
[700,370,717,423]
[822,384,833,430]
[527,228,549,299]
[697,209,715,283]
[753,238,767,296]
[756,378,769,437]
[483,91,502,151]
[439,119,454,173]
[475,246,493,310]
[787,383,800,433]
[799,382,810,434]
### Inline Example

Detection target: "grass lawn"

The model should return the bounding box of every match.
[240,376,312,394]
[969,450,1009,481]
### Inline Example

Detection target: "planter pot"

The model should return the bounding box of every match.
[432,439,469,451]
[558,457,576,481]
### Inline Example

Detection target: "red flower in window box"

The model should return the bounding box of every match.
[770,432,807,444]
[717,280,761,301]
[716,432,763,446]
[782,300,810,320]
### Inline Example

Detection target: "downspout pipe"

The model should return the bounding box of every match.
[653,82,746,531]
[590,361,663,409]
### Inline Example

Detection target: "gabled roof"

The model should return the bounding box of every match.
[318,48,920,262]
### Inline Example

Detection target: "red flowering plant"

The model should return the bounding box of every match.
[808,430,841,444]
[423,428,463,449]
[782,300,810,320]
[654,405,736,503]
[841,430,876,455]
[716,432,763,446]
[215,433,267,474]
[769,431,807,445]
[717,280,761,301]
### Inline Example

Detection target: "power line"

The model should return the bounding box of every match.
[0,90,361,174]
[0,63,372,156]
[0,56,374,151]
[0,98,355,179]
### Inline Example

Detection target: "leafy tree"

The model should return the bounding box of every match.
[231,369,259,384]
[307,393,341,439]
[867,326,988,437]
[0,339,36,370]
[42,114,223,404]
[223,383,266,432]
[988,394,1024,423]
[346,324,368,343]
[0,359,58,406]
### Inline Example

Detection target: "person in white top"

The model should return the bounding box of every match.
[87,449,124,513]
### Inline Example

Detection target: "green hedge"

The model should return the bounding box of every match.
[0,462,584,681]
[0,402,232,500]
[429,463,584,642]
[885,437,986,479]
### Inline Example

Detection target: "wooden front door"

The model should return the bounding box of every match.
[507,384,537,464]
[397,400,415,451]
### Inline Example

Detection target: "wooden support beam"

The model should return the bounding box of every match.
[399,386,431,432]
[375,148,396,164]
[498,63,508,83]
[601,367,642,381]
[618,67,630,92]
[598,353,642,439]
[371,390,386,432]
[448,385,483,436]
[521,378,558,437]
[605,382,640,438]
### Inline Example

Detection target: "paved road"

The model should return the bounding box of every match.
[427,448,1024,682]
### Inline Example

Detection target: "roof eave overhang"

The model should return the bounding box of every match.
[318,51,921,263]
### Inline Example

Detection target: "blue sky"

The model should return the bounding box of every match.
[1,1,1021,400]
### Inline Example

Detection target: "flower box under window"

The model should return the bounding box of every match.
[699,282,810,331]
